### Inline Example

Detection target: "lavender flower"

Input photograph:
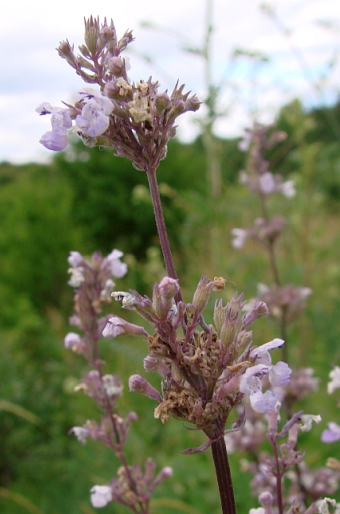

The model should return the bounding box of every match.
[321,423,340,443]
[90,485,113,508]
[36,17,200,172]
[104,276,291,449]
[328,367,340,394]
[36,102,73,151]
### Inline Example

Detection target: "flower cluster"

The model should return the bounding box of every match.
[36,17,200,171]
[322,367,340,443]
[65,250,172,511]
[103,275,291,451]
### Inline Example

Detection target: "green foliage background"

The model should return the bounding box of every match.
[0,99,340,513]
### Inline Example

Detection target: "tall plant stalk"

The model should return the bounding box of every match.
[146,165,236,514]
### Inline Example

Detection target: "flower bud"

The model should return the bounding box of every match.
[107,57,125,76]
[155,92,170,116]
[259,491,274,507]
[153,466,173,486]
[192,276,215,314]
[84,17,99,55]
[153,277,180,319]
[129,374,162,401]
[237,329,252,349]
[242,301,269,328]
[102,316,148,338]
[220,321,238,348]
[185,94,200,112]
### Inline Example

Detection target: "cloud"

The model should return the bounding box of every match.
[1,0,339,163]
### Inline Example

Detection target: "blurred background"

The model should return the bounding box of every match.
[1,0,340,512]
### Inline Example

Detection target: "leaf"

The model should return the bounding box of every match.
[0,488,44,514]
[0,400,42,425]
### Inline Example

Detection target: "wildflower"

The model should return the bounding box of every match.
[70,426,90,444]
[37,17,200,171]
[36,103,72,151]
[64,332,82,351]
[67,266,85,287]
[102,375,123,398]
[90,485,113,508]
[239,358,291,413]
[68,251,84,267]
[231,228,248,249]
[328,367,340,394]
[102,316,148,338]
[300,414,322,432]
[103,249,127,278]
[315,497,338,514]
[322,422,340,443]
[75,89,114,137]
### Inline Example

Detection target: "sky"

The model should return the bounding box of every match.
[1,0,339,164]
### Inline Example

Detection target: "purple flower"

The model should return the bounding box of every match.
[64,332,82,350]
[68,251,84,267]
[75,89,114,137]
[103,249,127,278]
[70,426,90,444]
[240,342,291,413]
[102,316,148,338]
[322,422,340,443]
[269,361,292,387]
[90,485,112,508]
[250,390,278,413]
[36,102,72,151]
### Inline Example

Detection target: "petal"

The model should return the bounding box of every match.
[90,485,112,508]
[40,129,68,151]
[68,251,84,267]
[321,422,340,443]
[250,390,278,413]
[269,361,292,387]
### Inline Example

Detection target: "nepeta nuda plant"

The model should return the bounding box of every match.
[227,123,340,512]
[231,122,312,363]
[65,250,172,512]
[36,16,305,514]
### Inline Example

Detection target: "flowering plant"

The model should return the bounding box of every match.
[36,16,340,514]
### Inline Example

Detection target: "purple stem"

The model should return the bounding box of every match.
[211,436,237,514]
[147,166,236,513]
[146,167,183,304]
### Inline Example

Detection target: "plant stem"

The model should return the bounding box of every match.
[211,436,237,514]
[146,167,183,303]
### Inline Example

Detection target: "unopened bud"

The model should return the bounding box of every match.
[186,94,200,112]
[242,301,269,328]
[84,17,99,55]
[154,277,180,319]
[153,466,173,486]
[155,92,170,116]
[220,321,238,347]
[214,299,227,333]
[192,276,215,314]
[259,491,274,507]
[102,316,148,338]
[237,330,253,349]
[129,374,162,402]
[107,57,125,76]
